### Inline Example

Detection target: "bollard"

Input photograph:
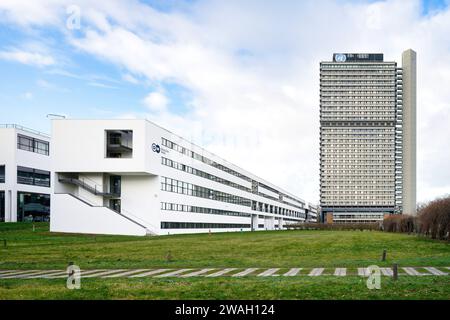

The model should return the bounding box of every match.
[381,249,387,261]
[166,251,173,262]
[393,263,398,281]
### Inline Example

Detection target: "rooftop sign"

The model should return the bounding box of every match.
[333,53,383,62]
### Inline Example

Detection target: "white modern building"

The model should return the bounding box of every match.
[0,124,51,222]
[51,119,312,236]
[305,204,318,223]
[319,50,417,223]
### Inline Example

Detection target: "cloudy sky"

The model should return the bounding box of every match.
[0,0,449,205]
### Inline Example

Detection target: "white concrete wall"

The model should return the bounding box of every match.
[52,120,148,174]
[120,174,160,234]
[50,193,146,236]
[51,119,308,236]
[402,49,417,215]
[0,127,51,222]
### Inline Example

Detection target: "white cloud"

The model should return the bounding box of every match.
[122,73,139,84]
[1,0,450,204]
[87,81,118,89]
[0,49,55,67]
[143,91,169,112]
[22,91,33,100]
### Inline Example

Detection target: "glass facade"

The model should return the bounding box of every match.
[17,166,50,187]
[17,134,49,156]
[0,165,4,183]
[17,191,50,222]
[161,202,251,218]
[0,191,4,222]
[161,221,250,229]
[161,137,251,182]
[162,157,250,192]
[161,176,252,207]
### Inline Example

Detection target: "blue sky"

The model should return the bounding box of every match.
[0,0,449,204]
[0,0,447,133]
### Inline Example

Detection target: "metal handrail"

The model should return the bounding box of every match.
[59,177,119,197]
[0,124,50,138]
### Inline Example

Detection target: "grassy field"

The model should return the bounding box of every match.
[1,277,449,300]
[0,223,449,299]
[1,223,449,269]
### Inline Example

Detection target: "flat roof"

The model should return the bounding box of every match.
[0,124,50,139]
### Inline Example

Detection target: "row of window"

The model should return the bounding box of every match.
[161,221,251,229]
[322,154,394,158]
[17,166,50,187]
[322,128,394,133]
[161,138,251,182]
[322,106,396,110]
[321,117,395,121]
[161,157,250,192]
[0,165,4,183]
[161,177,251,207]
[323,202,394,206]
[323,161,397,166]
[251,201,304,218]
[321,81,396,85]
[322,192,394,196]
[321,63,396,68]
[161,139,305,209]
[322,96,396,101]
[321,112,396,116]
[160,176,304,217]
[323,138,394,142]
[321,75,395,79]
[1,191,51,222]
[161,202,251,218]
[322,170,394,175]
[322,88,396,91]
[17,134,49,156]
[321,122,395,127]
[321,102,395,106]
[322,145,395,149]
[322,90,396,94]
[323,143,397,147]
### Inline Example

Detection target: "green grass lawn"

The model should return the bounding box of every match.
[0,223,449,299]
[0,223,449,269]
[1,277,449,300]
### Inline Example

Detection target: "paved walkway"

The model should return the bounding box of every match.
[0,267,448,279]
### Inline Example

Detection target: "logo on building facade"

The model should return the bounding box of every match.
[334,54,347,62]
[152,143,161,153]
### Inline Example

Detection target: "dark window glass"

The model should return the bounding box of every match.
[17,134,49,156]
[17,191,50,222]
[161,221,250,229]
[0,191,5,222]
[0,165,5,183]
[17,166,50,187]
[34,169,51,187]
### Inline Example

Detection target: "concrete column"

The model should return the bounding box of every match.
[264,216,275,230]
[251,214,258,231]
[278,217,284,229]
[402,49,417,215]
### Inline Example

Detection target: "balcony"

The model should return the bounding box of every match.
[106,130,133,158]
